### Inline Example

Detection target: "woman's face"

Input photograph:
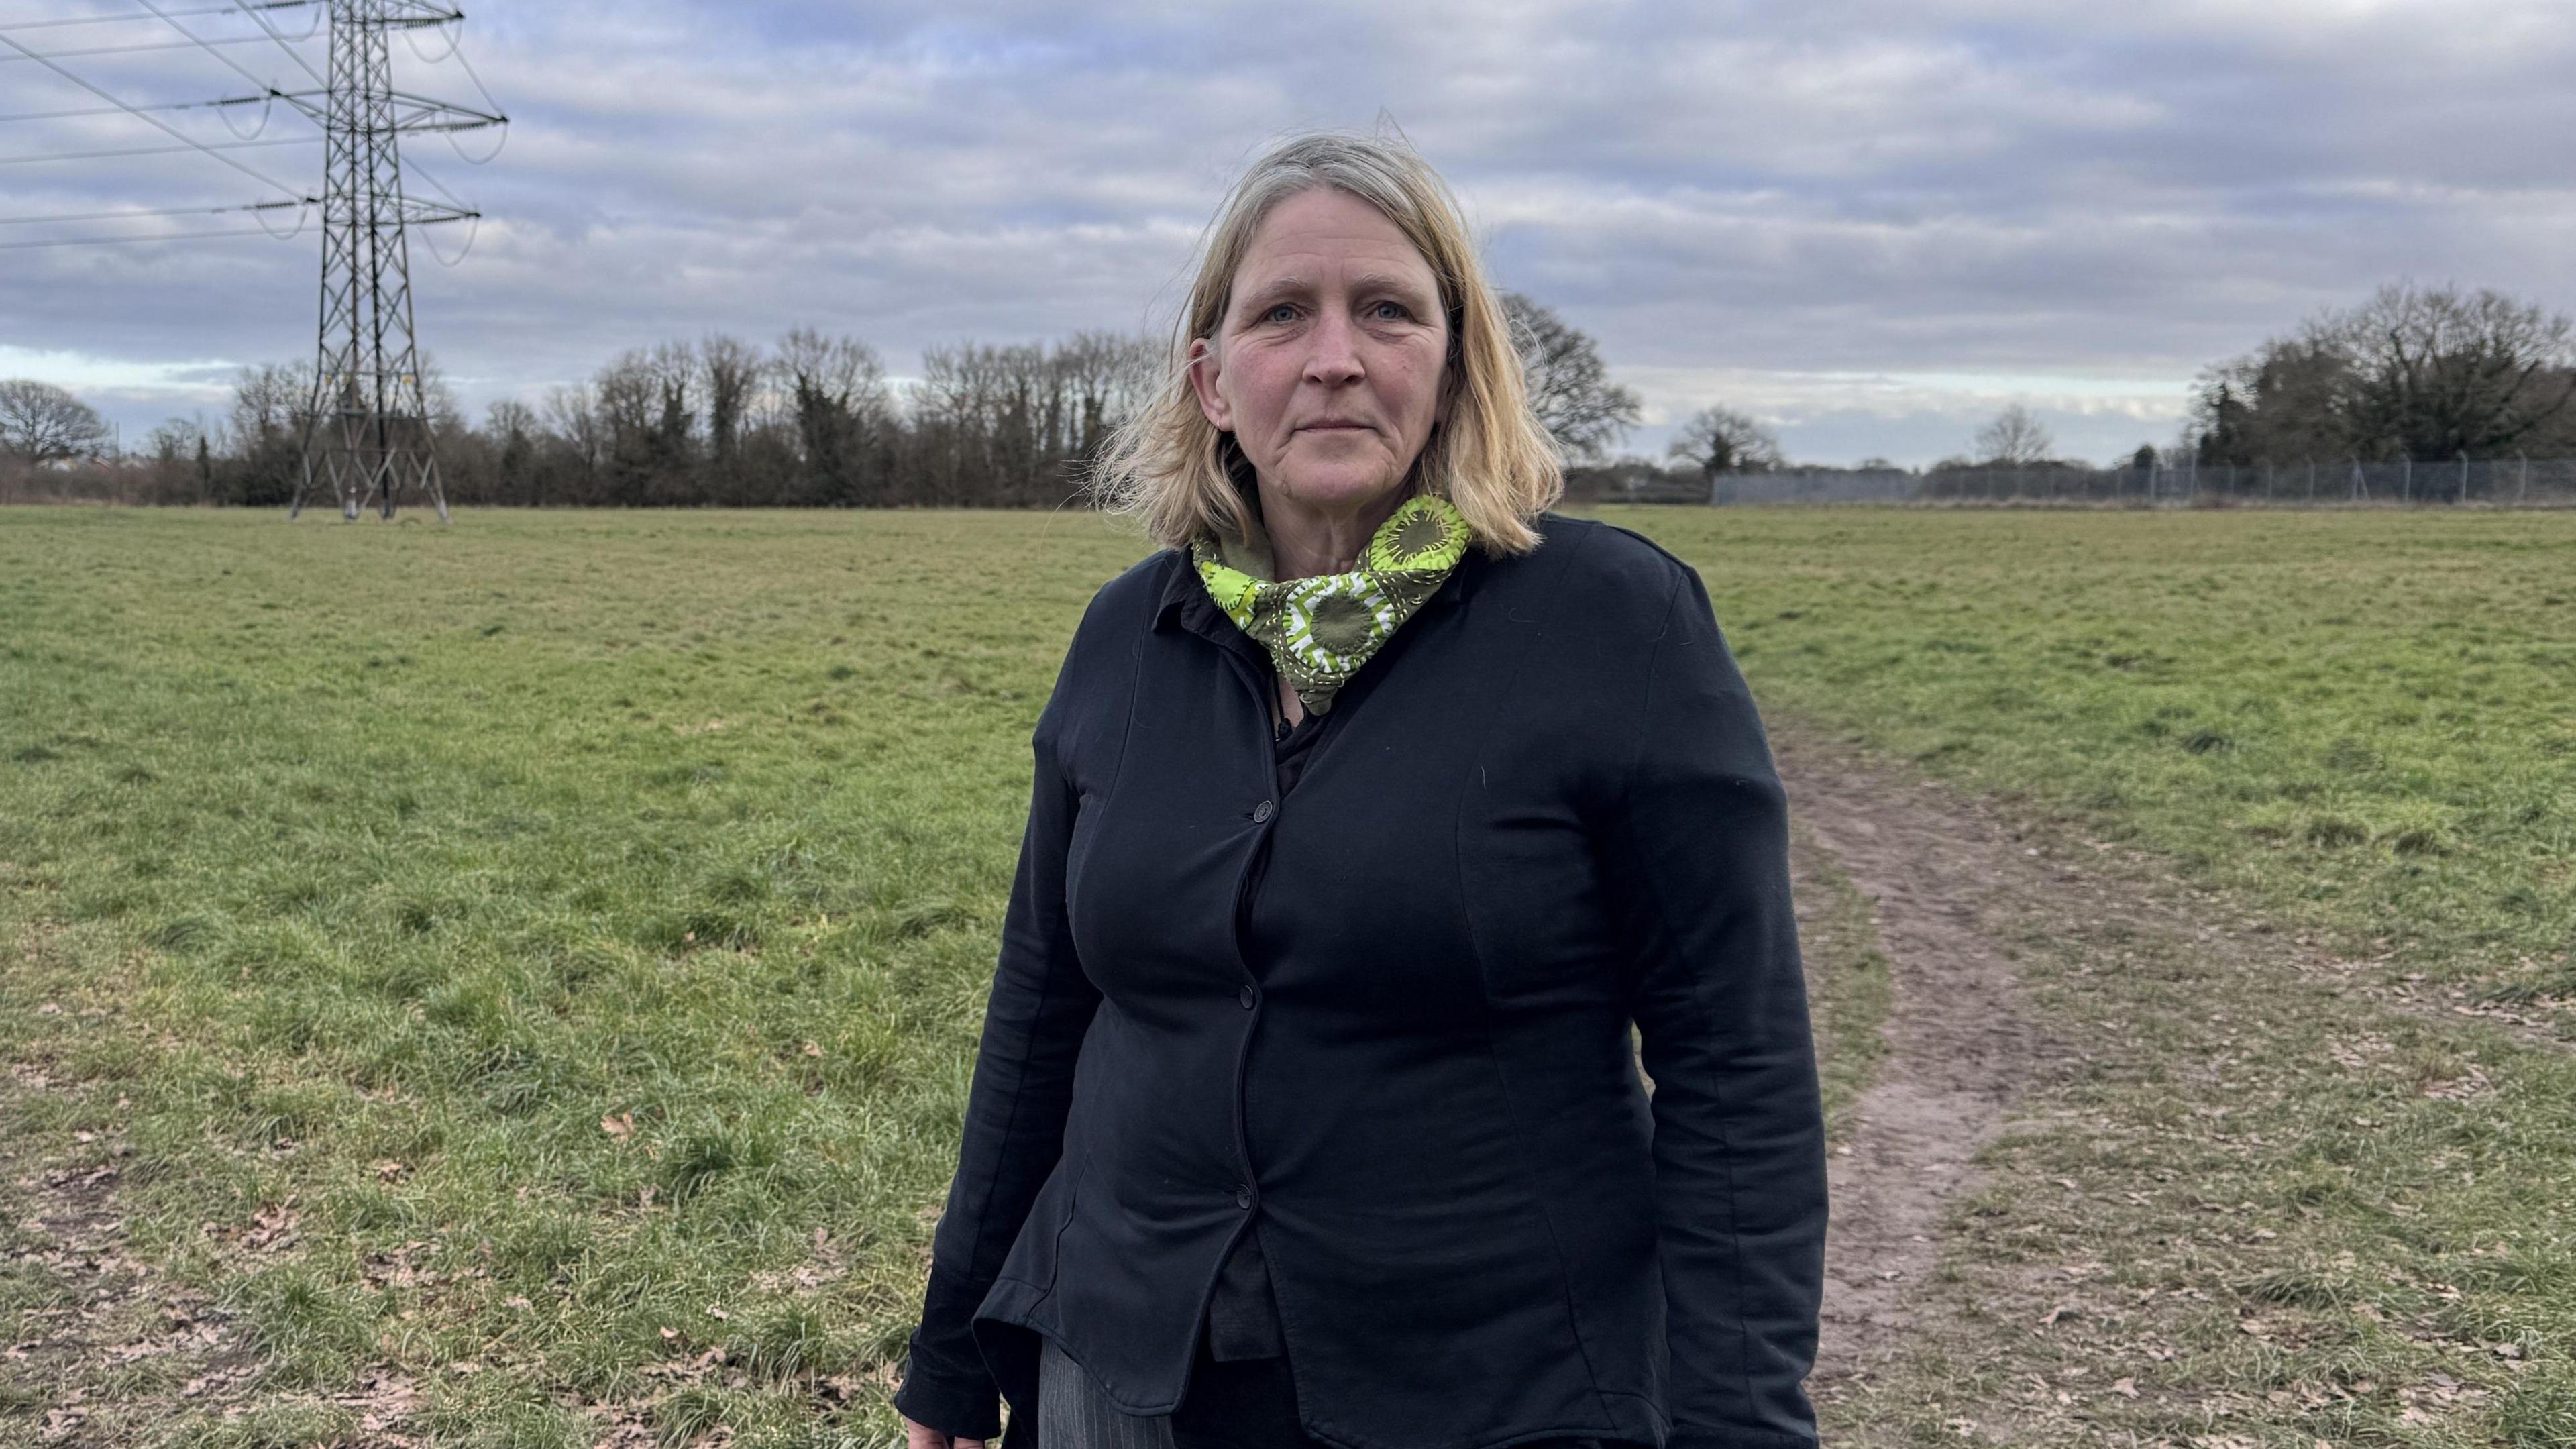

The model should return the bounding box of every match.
[1188,187,1451,519]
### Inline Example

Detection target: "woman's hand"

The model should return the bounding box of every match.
[902,1415,987,1449]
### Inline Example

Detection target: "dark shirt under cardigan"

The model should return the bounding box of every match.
[1194,697,1318,1366]
[894,512,1829,1449]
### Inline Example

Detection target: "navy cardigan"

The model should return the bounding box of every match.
[894,513,1827,1449]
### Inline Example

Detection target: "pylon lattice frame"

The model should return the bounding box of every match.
[289,1,498,521]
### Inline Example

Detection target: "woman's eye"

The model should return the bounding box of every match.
[1369,300,1411,320]
[1263,303,1299,323]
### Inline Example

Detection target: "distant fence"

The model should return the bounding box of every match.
[1599,456,2576,507]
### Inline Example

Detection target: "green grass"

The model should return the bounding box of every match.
[1788,822,1892,1142]
[3,505,2572,1446]
[0,508,1145,1445]
[1612,506,2576,1008]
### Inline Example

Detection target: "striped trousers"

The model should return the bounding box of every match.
[1038,1336,1175,1448]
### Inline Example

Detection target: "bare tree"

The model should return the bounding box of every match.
[144,415,204,465]
[0,379,111,463]
[223,363,313,506]
[777,328,891,504]
[1501,292,1641,462]
[1974,403,2053,465]
[700,334,763,466]
[541,382,602,499]
[646,341,699,497]
[415,350,465,435]
[1667,405,1784,478]
[226,363,311,453]
[484,398,539,503]
[590,352,657,442]
[590,350,663,505]
[1056,331,1163,460]
[919,342,1031,505]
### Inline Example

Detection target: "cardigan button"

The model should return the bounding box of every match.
[1238,984,1257,1010]
[1252,799,1274,823]
[1234,1183,1254,1210]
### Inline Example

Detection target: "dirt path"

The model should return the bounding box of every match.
[1772,720,2570,1409]
[1772,731,2051,1387]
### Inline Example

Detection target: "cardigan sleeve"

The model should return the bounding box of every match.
[892,703,1104,1439]
[1612,562,1828,1449]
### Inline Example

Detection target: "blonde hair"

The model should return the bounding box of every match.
[1091,130,1562,556]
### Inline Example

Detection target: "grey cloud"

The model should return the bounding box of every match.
[5,0,2570,464]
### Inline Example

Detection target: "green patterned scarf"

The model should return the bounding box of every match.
[1191,492,1472,716]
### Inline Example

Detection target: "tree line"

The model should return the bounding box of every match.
[3,294,1657,510]
[43,328,1168,511]
[2190,282,2576,468]
[6,282,2571,508]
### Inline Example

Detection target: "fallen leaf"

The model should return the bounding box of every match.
[2112,1377,2139,1398]
[601,1112,634,1141]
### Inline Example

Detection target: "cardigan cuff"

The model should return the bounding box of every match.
[891,1364,1004,1442]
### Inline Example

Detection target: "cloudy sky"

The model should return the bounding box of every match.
[4,0,2571,466]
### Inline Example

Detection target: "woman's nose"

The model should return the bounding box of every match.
[1303,311,1365,385]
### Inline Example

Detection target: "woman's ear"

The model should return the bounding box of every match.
[1185,336,1232,431]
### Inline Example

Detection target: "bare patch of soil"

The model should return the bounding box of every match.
[1771,731,2051,1389]
[0,975,423,1445]
[0,1074,260,1444]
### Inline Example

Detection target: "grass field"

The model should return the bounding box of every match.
[1,506,2571,1447]
[1639,506,2576,1006]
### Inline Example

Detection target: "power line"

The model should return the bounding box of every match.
[229,0,325,85]
[129,0,318,95]
[0,133,315,164]
[0,28,307,197]
[0,91,268,123]
[0,1,311,30]
[0,196,308,224]
[447,36,491,109]
[442,32,500,162]
[0,221,301,250]
[0,33,300,61]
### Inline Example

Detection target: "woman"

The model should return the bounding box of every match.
[895,131,1827,1449]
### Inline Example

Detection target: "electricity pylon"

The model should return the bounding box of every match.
[288,1,502,521]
